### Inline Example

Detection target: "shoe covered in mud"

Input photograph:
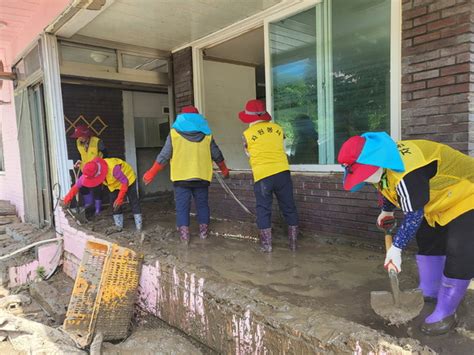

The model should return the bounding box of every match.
[199,224,208,239]
[416,255,445,302]
[259,228,272,253]
[288,225,298,251]
[421,314,457,335]
[420,276,469,336]
[178,226,190,244]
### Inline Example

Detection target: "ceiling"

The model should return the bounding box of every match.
[205,27,264,66]
[0,0,42,45]
[76,0,282,51]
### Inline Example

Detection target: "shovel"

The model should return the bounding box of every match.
[370,224,424,325]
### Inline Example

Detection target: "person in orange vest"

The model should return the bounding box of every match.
[338,132,473,335]
[70,125,107,217]
[62,157,142,232]
[142,106,229,244]
[238,99,298,253]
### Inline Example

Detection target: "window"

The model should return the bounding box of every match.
[268,0,393,167]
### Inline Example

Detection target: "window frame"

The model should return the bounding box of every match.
[264,0,401,172]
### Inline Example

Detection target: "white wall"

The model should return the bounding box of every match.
[203,60,256,170]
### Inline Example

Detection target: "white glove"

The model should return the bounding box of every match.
[377,210,394,227]
[384,245,402,273]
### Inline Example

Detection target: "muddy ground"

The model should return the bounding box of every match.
[84,201,474,354]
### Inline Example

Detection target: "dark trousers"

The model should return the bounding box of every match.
[253,170,298,229]
[79,185,102,199]
[110,182,141,215]
[416,209,474,279]
[174,186,210,227]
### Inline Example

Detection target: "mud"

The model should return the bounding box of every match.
[75,201,473,354]
[103,315,215,355]
[371,287,424,325]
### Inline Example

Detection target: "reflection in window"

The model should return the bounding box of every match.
[270,8,318,165]
[122,54,168,73]
[269,0,391,165]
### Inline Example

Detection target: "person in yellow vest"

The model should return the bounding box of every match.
[62,157,142,232]
[238,99,299,253]
[70,125,107,217]
[338,132,473,335]
[142,106,229,243]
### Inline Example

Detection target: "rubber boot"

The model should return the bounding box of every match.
[416,255,446,303]
[134,214,143,231]
[288,225,298,251]
[259,228,272,253]
[83,192,94,218]
[421,275,470,335]
[83,191,94,208]
[113,214,124,231]
[94,199,102,216]
[199,224,208,239]
[178,226,190,244]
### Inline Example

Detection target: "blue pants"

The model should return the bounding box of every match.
[174,186,210,227]
[254,170,298,229]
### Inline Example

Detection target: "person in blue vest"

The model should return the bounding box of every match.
[142,106,229,244]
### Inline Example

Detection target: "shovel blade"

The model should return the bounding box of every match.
[370,289,424,325]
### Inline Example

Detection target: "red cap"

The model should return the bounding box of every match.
[337,136,379,191]
[70,125,92,139]
[81,158,108,188]
[238,99,272,124]
[181,106,199,114]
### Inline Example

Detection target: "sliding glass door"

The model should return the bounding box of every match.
[266,0,392,168]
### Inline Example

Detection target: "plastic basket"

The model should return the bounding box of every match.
[63,240,143,348]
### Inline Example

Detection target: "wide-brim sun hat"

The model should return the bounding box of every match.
[238,99,272,124]
[337,132,405,191]
[70,125,92,139]
[81,157,108,188]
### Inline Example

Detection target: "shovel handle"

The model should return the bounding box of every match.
[385,234,393,252]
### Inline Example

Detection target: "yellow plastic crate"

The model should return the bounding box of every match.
[63,240,143,348]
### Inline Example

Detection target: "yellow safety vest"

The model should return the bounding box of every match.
[170,129,213,182]
[380,140,474,227]
[104,158,136,192]
[243,122,289,182]
[76,136,103,171]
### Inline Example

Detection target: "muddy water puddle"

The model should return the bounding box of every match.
[86,203,474,354]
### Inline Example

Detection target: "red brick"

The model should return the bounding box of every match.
[427,15,458,31]
[440,83,469,95]
[414,0,434,6]
[427,76,456,87]
[413,12,440,26]
[440,23,471,38]
[441,4,471,17]
[403,25,427,39]
[402,74,413,84]
[403,61,427,74]
[413,87,440,99]
[414,31,441,45]
[455,52,472,64]
[403,81,427,92]
[428,0,456,12]
[403,20,414,30]
[440,43,470,57]
[404,6,428,20]
[413,69,439,81]
[406,50,440,64]
[440,63,470,76]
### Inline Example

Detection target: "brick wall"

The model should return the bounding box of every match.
[401,0,474,155]
[62,84,125,162]
[172,47,194,113]
[209,172,382,239]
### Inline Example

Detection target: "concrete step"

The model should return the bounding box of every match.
[0,201,16,217]
[29,273,73,324]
